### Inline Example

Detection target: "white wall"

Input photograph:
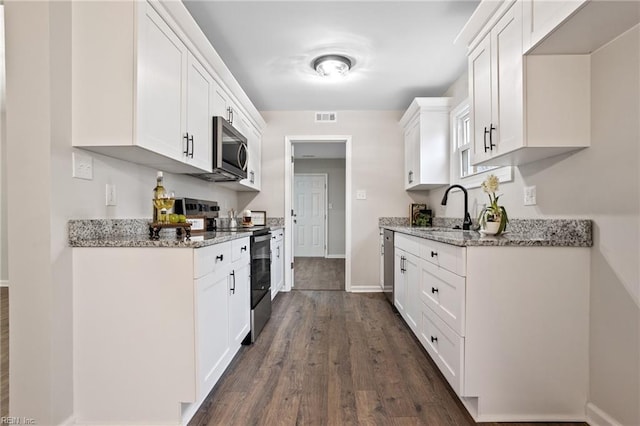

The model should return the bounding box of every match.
[295,158,346,257]
[429,27,640,426]
[242,110,428,288]
[4,2,239,423]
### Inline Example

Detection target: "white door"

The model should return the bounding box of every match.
[294,174,327,257]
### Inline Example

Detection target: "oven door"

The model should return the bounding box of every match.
[250,233,272,308]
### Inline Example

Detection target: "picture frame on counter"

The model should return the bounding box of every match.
[251,211,267,226]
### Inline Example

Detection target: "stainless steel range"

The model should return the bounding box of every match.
[175,198,272,344]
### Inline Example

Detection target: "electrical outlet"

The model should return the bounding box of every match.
[356,190,367,200]
[524,186,537,206]
[72,151,93,180]
[106,184,117,206]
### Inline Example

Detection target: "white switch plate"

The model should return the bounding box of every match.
[524,185,537,206]
[72,151,93,180]
[356,190,367,200]
[106,184,117,206]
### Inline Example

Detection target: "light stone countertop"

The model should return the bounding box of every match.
[68,219,278,249]
[380,218,592,247]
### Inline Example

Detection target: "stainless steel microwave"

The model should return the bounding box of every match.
[191,116,248,182]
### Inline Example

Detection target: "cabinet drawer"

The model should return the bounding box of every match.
[231,237,250,263]
[194,241,231,279]
[395,233,420,256]
[419,239,466,276]
[420,260,466,336]
[271,229,284,243]
[419,305,465,396]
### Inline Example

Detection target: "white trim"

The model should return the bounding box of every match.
[349,285,383,293]
[326,254,346,259]
[285,136,352,292]
[0,280,7,288]
[586,403,623,426]
[459,165,513,190]
[293,173,328,258]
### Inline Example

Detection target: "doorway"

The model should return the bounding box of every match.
[284,136,351,292]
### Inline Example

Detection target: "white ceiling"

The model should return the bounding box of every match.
[183,1,480,111]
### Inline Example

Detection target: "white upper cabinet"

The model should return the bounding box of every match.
[521,0,586,53]
[523,0,640,55]
[185,55,214,171]
[399,98,452,190]
[137,3,188,164]
[72,1,265,182]
[463,0,590,167]
[469,2,524,165]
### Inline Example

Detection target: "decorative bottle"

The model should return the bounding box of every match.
[152,171,166,223]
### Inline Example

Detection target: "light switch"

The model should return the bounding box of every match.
[356,190,367,200]
[72,151,93,180]
[106,184,117,206]
[524,186,537,206]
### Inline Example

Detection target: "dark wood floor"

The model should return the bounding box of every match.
[294,257,345,291]
[189,291,587,426]
[1,287,8,416]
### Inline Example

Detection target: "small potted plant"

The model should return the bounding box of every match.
[477,174,508,235]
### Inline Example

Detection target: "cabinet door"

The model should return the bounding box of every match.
[138,2,186,161]
[491,1,523,157]
[212,81,229,119]
[185,54,213,172]
[273,240,283,296]
[394,249,406,314]
[246,126,262,190]
[404,119,420,189]
[522,0,586,52]
[195,271,230,397]
[229,261,250,349]
[469,34,492,165]
[403,252,420,333]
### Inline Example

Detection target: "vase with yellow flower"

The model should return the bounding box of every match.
[477,174,509,235]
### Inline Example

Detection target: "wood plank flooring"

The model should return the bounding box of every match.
[293,257,344,291]
[1,287,8,416]
[189,291,587,426]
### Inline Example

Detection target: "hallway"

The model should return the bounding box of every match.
[293,257,345,291]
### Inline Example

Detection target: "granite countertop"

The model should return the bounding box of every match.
[68,219,283,249]
[380,217,592,247]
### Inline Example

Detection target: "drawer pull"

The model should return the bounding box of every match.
[431,287,439,294]
[216,254,224,261]
[430,251,438,258]
[430,336,438,343]
[241,245,247,252]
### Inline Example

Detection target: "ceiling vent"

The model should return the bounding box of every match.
[315,112,337,123]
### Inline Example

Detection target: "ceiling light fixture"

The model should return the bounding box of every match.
[313,54,352,77]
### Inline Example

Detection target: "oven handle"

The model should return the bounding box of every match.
[252,233,272,244]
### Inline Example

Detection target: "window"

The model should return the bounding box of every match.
[450,99,512,188]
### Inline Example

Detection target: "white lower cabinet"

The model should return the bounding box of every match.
[391,231,590,422]
[73,237,251,426]
[195,271,230,397]
[270,229,285,299]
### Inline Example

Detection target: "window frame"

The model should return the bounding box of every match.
[450,99,513,189]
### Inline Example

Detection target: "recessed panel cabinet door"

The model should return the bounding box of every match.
[228,261,251,349]
[469,35,492,165]
[195,271,230,398]
[186,54,213,171]
[138,3,186,161]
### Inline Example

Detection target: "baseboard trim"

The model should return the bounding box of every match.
[325,254,346,259]
[349,285,383,293]
[0,280,8,288]
[586,402,623,426]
